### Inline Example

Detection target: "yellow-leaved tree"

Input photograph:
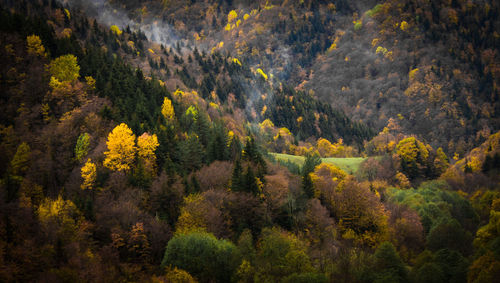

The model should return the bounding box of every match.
[228,10,238,23]
[26,35,46,57]
[110,25,123,35]
[38,195,80,243]
[10,142,31,176]
[396,137,429,179]
[161,97,175,123]
[161,267,198,283]
[176,194,208,234]
[81,158,96,190]
[49,54,80,83]
[103,123,137,171]
[137,133,159,175]
[316,137,350,157]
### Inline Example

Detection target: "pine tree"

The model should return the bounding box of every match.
[243,136,257,162]
[178,133,204,172]
[191,175,200,193]
[231,159,243,192]
[228,134,242,160]
[302,153,321,198]
[243,166,258,195]
[208,125,229,162]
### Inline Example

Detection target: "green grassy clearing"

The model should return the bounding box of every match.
[270,153,367,174]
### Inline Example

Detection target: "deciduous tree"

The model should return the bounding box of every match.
[396,137,429,179]
[103,123,137,172]
[161,97,175,123]
[49,54,80,82]
[74,133,90,162]
[81,158,96,190]
[137,132,159,174]
[162,232,239,282]
[10,142,31,176]
[26,35,45,57]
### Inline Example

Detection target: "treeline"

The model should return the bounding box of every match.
[263,84,374,146]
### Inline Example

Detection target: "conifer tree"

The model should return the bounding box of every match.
[302,153,321,198]
[231,159,243,192]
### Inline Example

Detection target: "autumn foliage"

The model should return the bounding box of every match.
[1,1,499,282]
[104,123,137,171]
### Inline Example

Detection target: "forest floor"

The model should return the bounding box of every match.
[270,153,368,174]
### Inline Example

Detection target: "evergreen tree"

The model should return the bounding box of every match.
[243,166,259,196]
[302,153,321,198]
[228,134,242,160]
[231,159,243,192]
[208,125,229,162]
[243,136,258,163]
[243,135,267,176]
[191,174,200,194]
[178,134,204,172]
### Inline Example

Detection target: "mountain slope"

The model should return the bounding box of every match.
[95,0,500,153]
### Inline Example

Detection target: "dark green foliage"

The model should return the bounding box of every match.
[373,242,408,283]
[242,136,261,164]
[231,159,243,192]
[207,124,229,163]
[282,272,328,283]
[412,262,446,283]
[176,134,205,173]
[426,219,473,256]
[267,153,301,175]
[433,249,469,283]
[231,160,260,196]
[412,249,469,283]
[302,153,322,176]
[155,125,177,172]
[74,133,90,162]
[242,166,259,196]
[237,229,256,264]
[254,228,314,282]
[242,136,267,176]
[387,181,479,236]
[0,4,82,58]
[161,232,240,282]
[302,153,321,198]
[265,85,374,146]
[0,1,497,282]
[228,134,242,160]
[129,160,152,188]
[482,152,500,175]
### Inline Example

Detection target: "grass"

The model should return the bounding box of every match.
[269,153,367,174]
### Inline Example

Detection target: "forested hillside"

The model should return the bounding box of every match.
[0,0,499,282]
[90,0,499,154]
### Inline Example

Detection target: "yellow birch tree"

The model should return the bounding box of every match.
[81,158,97,190]
[103,123,137,171]
[161,97,175,122]
[137,132,159,175]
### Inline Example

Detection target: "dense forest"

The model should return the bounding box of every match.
[0,0,499,282]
